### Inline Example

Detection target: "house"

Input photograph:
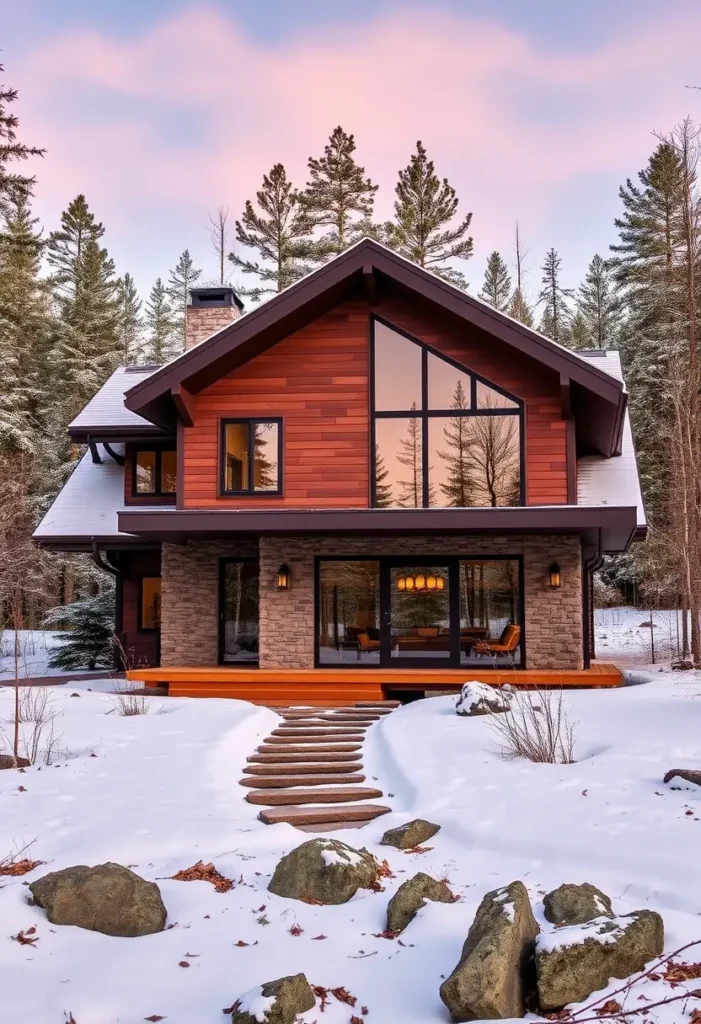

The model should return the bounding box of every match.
[34,239,645,703]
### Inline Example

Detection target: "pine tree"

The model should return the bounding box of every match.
[47,195,121,424]
[509,289,534,327]
[230,164,313,298]
[144,278,177,363]
[438,381,473,506]
[569,311,591,350]
[537,248,573,344]
[116,273,143,364]
[302,126,378,260]
[0,63,45,216]
[509,221,534,326]
[480,251,511,310]
[396,406,423,508]
[0,197,51,454]
[386,141,473,287]
[577,254,621,349]
[43,592,115,670]
[167,249,201,351]
[373,444,393,507]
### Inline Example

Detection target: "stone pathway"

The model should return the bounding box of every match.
[240,702,399,830]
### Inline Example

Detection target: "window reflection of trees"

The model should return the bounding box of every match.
[318,561,380,665]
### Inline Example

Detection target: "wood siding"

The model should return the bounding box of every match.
[182,292,568,509]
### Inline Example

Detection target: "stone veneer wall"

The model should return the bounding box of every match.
[159,534,583,670]
[160,539,258,665]
[259,534,583,671]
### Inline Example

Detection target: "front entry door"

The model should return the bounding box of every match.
[380,560,459,667]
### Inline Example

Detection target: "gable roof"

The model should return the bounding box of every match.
[123,238,626,457]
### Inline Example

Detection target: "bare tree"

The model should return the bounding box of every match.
[208,206,231,285]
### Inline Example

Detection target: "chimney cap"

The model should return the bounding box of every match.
[189,285,244,312]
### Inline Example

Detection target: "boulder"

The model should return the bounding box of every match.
[439,880,539,1021]
[387,871,455,934]
[230,974,315,1024]
[456,682,512,717]
[0,754,30,769]
[672,659,694,671]
[536,910,664,1011]
[268,838,377,905]
[664,768,701,788]
[380,818,440,850]
[29,862,167,937]
[543,883,612,926]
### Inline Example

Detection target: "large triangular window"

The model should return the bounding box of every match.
[371,318,523,508]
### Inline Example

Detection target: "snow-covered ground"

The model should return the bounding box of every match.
[1,673,700,1023]
[0,630,63,680]
[595,606,686,667]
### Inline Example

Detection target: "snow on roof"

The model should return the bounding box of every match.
[33,445,170,544]
[68,366,161,432]
[577,351,645,528]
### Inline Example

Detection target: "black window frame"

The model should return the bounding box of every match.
[369,315,526,508]
[219,417,283,497]
[132,448,177,497]
[218,556,260,665]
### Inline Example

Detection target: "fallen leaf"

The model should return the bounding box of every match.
[178,961,190,968]
[12,928,39,946]
[595,1000,622,1016]
[312,985,330,1011]
[0,859,44,877]
[171,860,233,893]
[331,986,357,1007]
[361,1007,369,1015]
[289,924,303,936]
[404,845,433,854]
[372,929,400,940]
[311,933,327,940]
[17,785,26,792]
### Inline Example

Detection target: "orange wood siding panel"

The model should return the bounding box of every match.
[182,292,568,509]
[183,299,370,508]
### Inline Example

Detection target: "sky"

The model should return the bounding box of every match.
[4,0,701,307]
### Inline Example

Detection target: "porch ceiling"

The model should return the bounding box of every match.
[117,505,640,552]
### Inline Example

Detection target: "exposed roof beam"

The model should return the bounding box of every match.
[170,384,195,427]
[103,442,125,466]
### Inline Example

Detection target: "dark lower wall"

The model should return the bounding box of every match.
[116,548,162,668]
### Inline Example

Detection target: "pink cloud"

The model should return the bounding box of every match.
[11,5,701,288]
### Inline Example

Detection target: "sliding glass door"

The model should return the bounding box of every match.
[385,561,455,665]
[219,559,259,664]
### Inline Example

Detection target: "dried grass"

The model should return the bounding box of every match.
[111,685,150,717]
[490,689,577,764]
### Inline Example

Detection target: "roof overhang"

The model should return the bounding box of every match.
[123,239,626,457]
[117,505,641,553]
[67,424,172,444]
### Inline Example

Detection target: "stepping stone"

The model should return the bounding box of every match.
[256,744,362,755]
[355,701,400,708]
[315,716,379,725]
[258,803,391,826]
[278,719,375,727]
[246,785,384,806]
[238,773,366,789]
[265,734,365,745]
[243,762,363,776]
[271,728,365,737]
[249,752,362,764]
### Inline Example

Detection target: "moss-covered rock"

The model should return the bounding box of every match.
[268,838,377,905]
[440,880,539,1021]
[543,883,612,926]
[230,974,315,1024]
[29,863,166,936]
[386,871,455,934]
[380,819,440,850]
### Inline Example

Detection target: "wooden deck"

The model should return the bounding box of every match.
[127,663,623,704]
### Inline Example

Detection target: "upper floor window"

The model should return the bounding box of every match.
[221,419,282,495]
[371,318,523,508]
[134,449,176,496]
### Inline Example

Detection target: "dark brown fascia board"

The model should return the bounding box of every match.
[34,535,157,552]
[68,424,173,444]
[117,504,639,552]
[123,239,624,417]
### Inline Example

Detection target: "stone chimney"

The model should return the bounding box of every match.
[185,286,244,350]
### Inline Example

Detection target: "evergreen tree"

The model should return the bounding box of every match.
[167,249,201,351]
[0,63,45,216]
[47,195,121,424]
[0,198,51,453]
[438,381,473,506]
[116,272,143,364]
[302,126,378,260]
[480,251,511,310]
[509,221,534,326]
[386,141,473,287]
[569,311,591,350]
[43,592,115,670]
[537,248,573,344]
[230,164,313,298]
[396,406,423,508]
[373,444,393,507]
[144,278,177,363]
[577,254,621,349]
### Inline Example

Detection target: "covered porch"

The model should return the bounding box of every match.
[128,662,624,704]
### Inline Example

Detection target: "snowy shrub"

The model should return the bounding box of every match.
[490,689,576,764]
[111,685,150,717]
[17,686,52,724]
[43,593,115,671]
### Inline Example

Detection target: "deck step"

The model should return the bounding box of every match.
[247,786,384,806]
[256,743,362,755]
[249,751,362,763]
[258,803,391,826]
[271,727,366,738]
[356,701,401,708]
[265,734,365,745]
[277,718,376,727]
[243,762,363,776]
[239,773,365,789]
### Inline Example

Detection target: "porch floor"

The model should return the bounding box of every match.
[127,662,623,704]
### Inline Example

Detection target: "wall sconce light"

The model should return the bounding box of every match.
[548,562,562,589]
[277,563,290,590]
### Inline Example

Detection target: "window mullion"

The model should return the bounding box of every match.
[249,421,256,493]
